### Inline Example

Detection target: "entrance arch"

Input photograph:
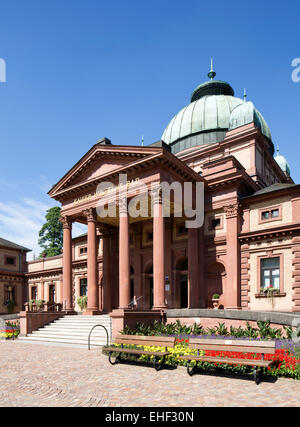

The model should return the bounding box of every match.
[206,261,226,308]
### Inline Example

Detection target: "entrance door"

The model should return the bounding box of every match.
[149,277,153,309]
[49,285,56,304]
[180,275,188,308]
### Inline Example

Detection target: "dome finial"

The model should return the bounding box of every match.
[243,88,247,103]
[208,58,216,80]
[276,145,280,156]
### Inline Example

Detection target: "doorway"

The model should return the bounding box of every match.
[180,274,188,308]
[144,264,153,309]
[49,284,56,304]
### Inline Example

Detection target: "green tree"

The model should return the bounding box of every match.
[38,207,63,258]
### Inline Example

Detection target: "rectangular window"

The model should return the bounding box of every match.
[260,206,281,222]
[79,247,87,255]
[261,211,270,220]
[80,278,88,297]
[261,257,280,289]
[5,256,16,266]
[211,218,221,229]
[271,209,279,218]
[5,286,15,302]
[31,286,37,300]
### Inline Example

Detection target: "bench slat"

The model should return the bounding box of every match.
[188,343,276,354]
[105,347,170,357]
[189,338,275,348]
[116,335,175,343]
[179,355,273,368]
[115,335,175,348]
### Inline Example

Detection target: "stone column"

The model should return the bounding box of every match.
[152,190,166,309]
[60,216,74,312]
[83,208,99,315]
[102,233,112,313]
[119,199,131,308]
[188,227,200,308]
[224,203,241,309]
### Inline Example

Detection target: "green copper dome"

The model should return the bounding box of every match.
[162,66,273,155]
[229,101,272,142]
[274,147,291,176]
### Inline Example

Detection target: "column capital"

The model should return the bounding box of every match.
[83,207,97,223]
[119,197,128,215]
[151,186,163,205]
[59,215,73,230]
[224,203,241,219]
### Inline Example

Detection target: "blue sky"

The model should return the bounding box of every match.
[0,0,299,258]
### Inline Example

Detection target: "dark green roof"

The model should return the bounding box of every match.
[242,183,299,200]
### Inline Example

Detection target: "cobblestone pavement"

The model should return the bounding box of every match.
[0,341,300,407]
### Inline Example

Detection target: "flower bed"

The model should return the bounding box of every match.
[119,320,300,380]
[0,321,20,340]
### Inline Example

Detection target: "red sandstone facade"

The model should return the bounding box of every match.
[0,238,29,315]
[26,74,300,322]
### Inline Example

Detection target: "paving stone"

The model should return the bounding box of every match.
[0,341,299,407]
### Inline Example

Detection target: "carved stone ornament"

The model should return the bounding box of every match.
[59,216,72,229]
[118,197,128,214]
[83,207,97,223]
[151,186,163,205]
[224,203,240,219]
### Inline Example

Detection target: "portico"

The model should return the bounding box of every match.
[49,140,205,317]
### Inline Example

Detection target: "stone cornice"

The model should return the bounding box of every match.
[239,222,300,243]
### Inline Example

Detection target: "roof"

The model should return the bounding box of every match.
[0,237,31,252]
[242,183,299,199]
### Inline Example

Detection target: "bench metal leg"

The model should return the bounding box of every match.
[187,361,196,377]
[253,367,261,385]
[153,355,166,371]
[108,352,121,366]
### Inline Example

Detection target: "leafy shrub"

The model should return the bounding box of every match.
[77,296,87,311]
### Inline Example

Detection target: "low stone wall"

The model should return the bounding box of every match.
[166,309,300,330]
[19,311,66,336]
[110,309,165,338]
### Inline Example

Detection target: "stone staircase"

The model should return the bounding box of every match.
[18,315,112,348]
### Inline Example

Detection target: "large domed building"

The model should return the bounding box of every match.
[23,65,300,344]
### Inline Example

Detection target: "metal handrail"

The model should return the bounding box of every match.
[88,324,109,350]
[128,296,143,309]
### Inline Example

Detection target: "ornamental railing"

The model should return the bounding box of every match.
[24,302,63,313]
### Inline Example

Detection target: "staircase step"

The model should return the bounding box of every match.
[19,314,112,348]
[18,336,107,348]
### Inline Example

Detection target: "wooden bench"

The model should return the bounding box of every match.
[178,338,276,384]
[104,335,176,371]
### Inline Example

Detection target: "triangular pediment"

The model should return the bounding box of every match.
[48,143,163,199]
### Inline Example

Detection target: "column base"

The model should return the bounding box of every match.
[63,309,77,315]
[152,306,167,310]
[83,309,102,316]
